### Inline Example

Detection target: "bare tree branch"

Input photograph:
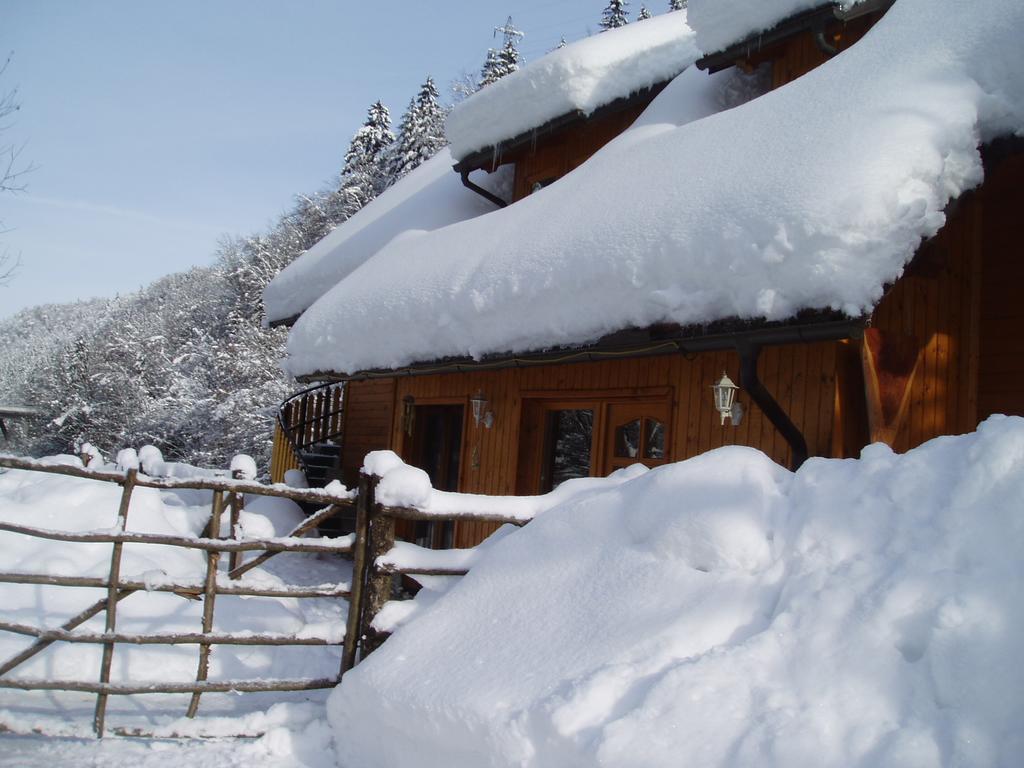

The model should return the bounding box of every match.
[0,52,33,286]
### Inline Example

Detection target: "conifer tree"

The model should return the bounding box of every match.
[388,77,447,183]
[638,5,652,20]
[600,0,630,30]
[339,99,394,204]
[669,0,686,11]
[478,17,524,88]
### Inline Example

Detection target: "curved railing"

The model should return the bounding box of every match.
[276,382,346,473]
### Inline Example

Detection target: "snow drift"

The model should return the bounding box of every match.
[329,415,1024,767]
[284,0,1024,377]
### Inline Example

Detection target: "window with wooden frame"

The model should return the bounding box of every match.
[516,390,672,494]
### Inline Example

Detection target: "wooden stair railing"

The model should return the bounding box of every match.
[277,382,346,484]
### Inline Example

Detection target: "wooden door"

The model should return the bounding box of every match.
[601,401,671,475]
[405,404,464,548]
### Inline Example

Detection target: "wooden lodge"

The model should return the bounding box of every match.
[270,2,1024,549]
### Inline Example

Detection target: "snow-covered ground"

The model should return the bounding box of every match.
[4,420,1024,765]
[0,453,349,765]
[330,416,1024,767]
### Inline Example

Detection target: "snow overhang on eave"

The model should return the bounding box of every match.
[452,81,673,175]
[695,0,895,74]
[293,313,865,384]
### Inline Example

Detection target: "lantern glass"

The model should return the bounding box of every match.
[470,390,488,426]
[711,372,739,425]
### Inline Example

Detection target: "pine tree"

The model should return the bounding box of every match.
[638,5,652,20]
[600,0,630,30]
[343,100,394,194]
[478,17,524,88]
[668,0,686,11]
[387,77,447,183]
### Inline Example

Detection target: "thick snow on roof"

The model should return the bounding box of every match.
[285,0,1024,378]
[329,416,1024,767]
[687,0,859,55]
[446,13,699,163]
[263,149,509,324]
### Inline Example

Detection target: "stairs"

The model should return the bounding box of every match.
[297,443,355,536]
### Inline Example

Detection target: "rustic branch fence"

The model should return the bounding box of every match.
[0,455,528,738]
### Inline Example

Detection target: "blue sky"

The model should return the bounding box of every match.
[0,0,626,319]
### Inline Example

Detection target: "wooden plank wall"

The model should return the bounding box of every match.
[766,14,879,89]
[339,379,396,486]
[510,102,651,202]
[868,193,983,452]
[387,344,838,547]
[978,153,1024,418]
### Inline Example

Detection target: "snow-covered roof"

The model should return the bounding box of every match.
[687,0,869,56]
[263,149,510,325]
[446,13,700,163]
[284,0,1024,379]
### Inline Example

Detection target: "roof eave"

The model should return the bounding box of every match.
[694,0,894,75]
[294,313,865,384]
[452,79,675,175]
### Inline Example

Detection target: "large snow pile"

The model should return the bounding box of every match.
[283,0,1024,377]
[446,13,699,162]
[687,0,868,56]
[263,149,511,324]
[329,415,1024,767]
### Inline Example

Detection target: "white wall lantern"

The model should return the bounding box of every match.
[469,390,494,428]
[711,371,741,426]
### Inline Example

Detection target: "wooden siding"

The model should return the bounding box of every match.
[387,345,838,547]
[868,192,984,452]
[508,101,652,203]
[339,379,396,487]
[730,13,879,90]
[978,152,1024,418]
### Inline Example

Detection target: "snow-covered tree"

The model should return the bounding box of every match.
[600,0,630,30]
[343,100,394,194]
[387,77,447,183]
[638,5,652,20]
[478,17,523,89]
[669,0,686,11]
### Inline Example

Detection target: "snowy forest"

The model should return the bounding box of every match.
[0,2,682,473]
[0,72,450,471]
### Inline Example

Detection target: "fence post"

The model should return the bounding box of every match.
[341,473,372,675]
[228,470,245,575]
[360,479,394,658]
[186,490,225,718]
[93,468,137,738]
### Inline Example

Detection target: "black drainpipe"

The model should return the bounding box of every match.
[460,170,508,209]
[812,21,840,57]
[736,340,809,471]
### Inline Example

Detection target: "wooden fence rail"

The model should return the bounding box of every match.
[0,455,360,737]
[0,454,535,738]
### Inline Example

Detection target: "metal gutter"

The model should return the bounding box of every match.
[294,317,864,384]
[736,341,808,470]
[459,170,508,209]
